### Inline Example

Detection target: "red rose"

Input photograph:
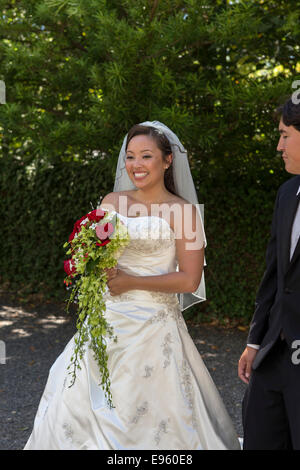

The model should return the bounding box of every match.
[68,215,88,241]
[87,208,106,222]
[68,219,85,242]
[77,214,89,228]
[68,228,77,242]
[68,210,106,242]
[63,258,76,276]
[69,209,106,242]
[96,222,114,241]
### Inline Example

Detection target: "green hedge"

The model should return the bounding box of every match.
[0,0,297,324]
[196,181,278,325]
[0,154,288,325]
[0,156,114,296]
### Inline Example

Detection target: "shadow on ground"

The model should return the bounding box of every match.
[0,291,247,450]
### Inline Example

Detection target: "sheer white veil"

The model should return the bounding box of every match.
[113,120,206,311]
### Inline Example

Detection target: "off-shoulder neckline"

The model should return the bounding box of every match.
[101,209,175,237]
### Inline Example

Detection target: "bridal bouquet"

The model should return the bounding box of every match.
[63,208,129,407]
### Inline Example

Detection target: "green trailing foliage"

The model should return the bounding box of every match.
[63,210,130,407]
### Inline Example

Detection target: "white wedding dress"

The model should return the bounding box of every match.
[24,214,240,450]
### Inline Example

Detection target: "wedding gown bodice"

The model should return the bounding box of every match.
[24,215,240,451]
[104,213,179,307]
[117,213,177,272]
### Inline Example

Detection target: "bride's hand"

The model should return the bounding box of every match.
[104,267,118,281]
[105,268,133,296]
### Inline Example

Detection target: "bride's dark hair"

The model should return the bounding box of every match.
[125,124,177,195]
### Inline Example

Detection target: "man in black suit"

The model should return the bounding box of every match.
[239,96,300,450]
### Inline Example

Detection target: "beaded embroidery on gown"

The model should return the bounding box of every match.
[24,214,240,450]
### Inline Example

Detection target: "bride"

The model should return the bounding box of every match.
[24,121,240,450]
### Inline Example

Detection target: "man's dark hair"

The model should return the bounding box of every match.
[276,95,300,132]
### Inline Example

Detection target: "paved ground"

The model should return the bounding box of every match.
[0,291,248,450]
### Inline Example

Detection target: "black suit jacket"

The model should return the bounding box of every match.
[248,175,300,369]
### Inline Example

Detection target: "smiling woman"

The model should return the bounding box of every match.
[125,124,175,196]
[24,121,240,451]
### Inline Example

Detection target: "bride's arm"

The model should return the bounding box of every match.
[107,204,205,295]
[128,267,204,294]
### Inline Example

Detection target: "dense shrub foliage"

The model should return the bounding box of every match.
[1,0,299,323]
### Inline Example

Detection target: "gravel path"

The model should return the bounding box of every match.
[0,292,248,450]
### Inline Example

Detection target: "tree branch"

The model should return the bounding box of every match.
[149,0,160,24]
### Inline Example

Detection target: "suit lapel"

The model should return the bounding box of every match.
[288,197,300,270]
[279,179,300,274]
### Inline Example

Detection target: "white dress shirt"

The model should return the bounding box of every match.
[247,185,300,350]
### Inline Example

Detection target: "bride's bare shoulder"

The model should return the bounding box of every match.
[168,194,190,208]
[99,191,134,212]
